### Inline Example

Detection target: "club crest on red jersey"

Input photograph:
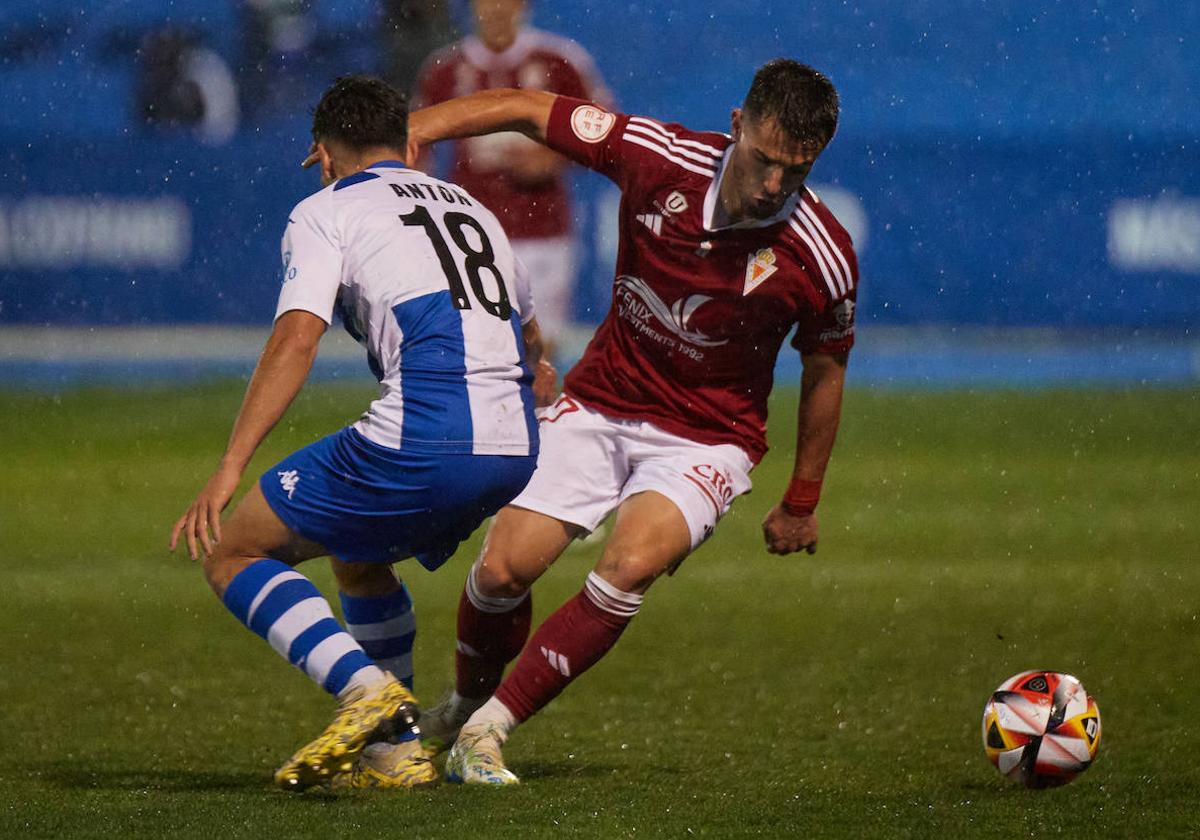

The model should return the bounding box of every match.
[743,248,778,296]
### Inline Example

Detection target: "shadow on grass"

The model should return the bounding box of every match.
[515,758,651,781]
[39,756,664,794]
[39,763,282,795]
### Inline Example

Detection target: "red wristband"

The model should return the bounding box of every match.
[781,478,822,517]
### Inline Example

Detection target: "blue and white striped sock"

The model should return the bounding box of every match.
[340,585,416,690]
[340,584,418,742]
[222,559,386,699]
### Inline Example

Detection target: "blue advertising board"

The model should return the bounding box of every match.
[1,0,1197,335]
[3,134,1198,331]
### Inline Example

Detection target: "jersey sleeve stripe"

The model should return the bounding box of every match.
[792,207,849,296]
[792,208,849,297]
[799,200,854,291]
[621,132,718,177]
[788,217,843,300]
[627,117,725,157]
[623,121,723,167]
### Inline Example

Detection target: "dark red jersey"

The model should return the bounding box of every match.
[545,96,859,463]
[414,29,612,240]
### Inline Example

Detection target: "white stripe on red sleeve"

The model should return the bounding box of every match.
[624,122,723,167]
[626,117,726,158]
[788,216,843,300]
[621,132,718,177]
[800,200,854,292]
[792,209,849,297]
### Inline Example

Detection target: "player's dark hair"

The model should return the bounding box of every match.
[743,59,839,147]
[311,74,408,151]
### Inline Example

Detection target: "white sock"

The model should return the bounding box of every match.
[465,563,529,613]
[338,665,391,700]
[465,696,519,741]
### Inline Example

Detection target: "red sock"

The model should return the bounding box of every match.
[455,583,532,700]
[495,574,639,723]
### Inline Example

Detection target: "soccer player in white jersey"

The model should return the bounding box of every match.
[169,75,549,792]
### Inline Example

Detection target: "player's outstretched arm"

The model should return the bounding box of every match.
[170,310,326,560]
[762,351,848,556]
[407,88,558,153]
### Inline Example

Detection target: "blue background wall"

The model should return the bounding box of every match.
[1,0,1198,331]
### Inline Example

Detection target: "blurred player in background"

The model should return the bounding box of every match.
[406,59,859,784]
[170,75,547,792]
[413,0,612,361]
[137,27,239,145]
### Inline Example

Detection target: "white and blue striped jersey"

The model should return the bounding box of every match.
[277,160,537,455]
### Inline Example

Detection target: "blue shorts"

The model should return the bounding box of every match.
[259,427,537,570]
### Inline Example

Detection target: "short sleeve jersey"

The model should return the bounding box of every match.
[414,28,612,239]
[545,97,859,463]
[278,161,538,456]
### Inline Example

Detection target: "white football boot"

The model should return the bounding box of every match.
[444,723,519,785]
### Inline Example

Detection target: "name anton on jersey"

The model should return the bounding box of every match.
[389,182,474,206]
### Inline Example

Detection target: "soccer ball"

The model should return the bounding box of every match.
[981,670,1101,788]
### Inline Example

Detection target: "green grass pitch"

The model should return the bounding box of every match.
[1,382,1196,838]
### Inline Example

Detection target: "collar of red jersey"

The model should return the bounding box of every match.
[463,29,540,70]
[702,145,801,232]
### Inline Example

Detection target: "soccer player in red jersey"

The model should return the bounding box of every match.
[413,0,612,359]
[407,59,858,784]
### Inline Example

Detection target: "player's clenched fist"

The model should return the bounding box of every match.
[761,504,819,556]
[532,358,558,408]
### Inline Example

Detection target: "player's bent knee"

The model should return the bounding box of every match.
[473,553,532,600]
[475,506,578,596]
[475,530,564,598]
[593,550,672,595]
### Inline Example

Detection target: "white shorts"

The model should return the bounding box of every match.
[512,236,576,338]
[515,396,755,550]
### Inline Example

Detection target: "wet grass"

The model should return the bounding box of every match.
[1,383,1196,838]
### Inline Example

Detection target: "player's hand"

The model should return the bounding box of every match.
[405,135,422,168]
[301,141,319,170]
[533,357,558,408]
[170,464,242,561]
[761,503,819,556]
[406,111,431,151]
